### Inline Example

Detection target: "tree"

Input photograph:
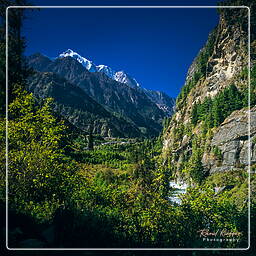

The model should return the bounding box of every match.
[87,125,94,150]
[191,103,198,125]
[0,0,32,116]
[1,90,77,220]
[192,84,246,128]
[188,138,205,184]
[212,97,223,127]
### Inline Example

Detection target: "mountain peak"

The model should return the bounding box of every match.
[96,64,115,79]
[114,71,140,88]
[59,49,96,72]
[59,49,79,58]
[60,48,75,55]
[57,50,141,88]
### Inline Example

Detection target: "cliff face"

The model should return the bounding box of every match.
[171,8,248,125]
[162,2,255,181]
[203,107,256,174]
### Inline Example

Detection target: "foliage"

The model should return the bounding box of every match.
[187,147,205,184]
[3,82,250,250]
[197,29,216,76]
[1,90,77,221]
[245,64,256,107]
[161,116,171,134]
[0,0,32,115]
[191,84,245,127]
[176,72,201,109]
[218,0,251,32]
[211,146,223,162]
[180,185,247,248]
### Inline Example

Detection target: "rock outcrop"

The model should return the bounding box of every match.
[203,107,255,173]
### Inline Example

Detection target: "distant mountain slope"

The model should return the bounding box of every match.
[55,49,175,115]
[28,54,168,136]
[27,71,141,137]
[141,89,176,116]
[114,70,140,88]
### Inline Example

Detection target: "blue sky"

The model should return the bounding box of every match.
[22,0,220,98]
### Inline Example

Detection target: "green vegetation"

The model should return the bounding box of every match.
[191,84,245,127]
[2,84,250,248]
[191,65,256,129]
[4,91,77,219]
[176,72,202,109]
[196,29,216,76]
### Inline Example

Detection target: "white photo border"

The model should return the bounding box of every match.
[5,5,251,251]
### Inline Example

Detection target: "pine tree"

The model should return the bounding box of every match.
[0,0,32,116]
[87,126,94,150]
[212,97,223,127]
[188,147,204,184]
[191,103,198,125]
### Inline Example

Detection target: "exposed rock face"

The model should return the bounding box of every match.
[175,10,248,125]
[203,107,255,173]
[204,15,247,98]
[141,89,175,116]
[162,2,255,180]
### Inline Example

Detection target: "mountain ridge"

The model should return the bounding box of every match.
[27,53,172,137]
[56,49,175,115]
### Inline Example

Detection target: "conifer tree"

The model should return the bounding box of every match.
[0,0,31,115]
[87,126,94,150]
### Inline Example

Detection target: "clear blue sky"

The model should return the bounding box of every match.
[22,0,220,98]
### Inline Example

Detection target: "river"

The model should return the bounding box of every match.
[169,181,188,205]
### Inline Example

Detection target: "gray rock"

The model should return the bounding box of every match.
[207,107,256,173]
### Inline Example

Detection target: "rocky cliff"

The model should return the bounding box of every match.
[203,107,255,174]
[162,1,255,182]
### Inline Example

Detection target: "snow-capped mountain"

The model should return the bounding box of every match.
[58,49,115,79]
[96,64,115,79]
[114,71,140,88]
[59,49,97,72]
[57,49,175,115]
[58,49,139,86]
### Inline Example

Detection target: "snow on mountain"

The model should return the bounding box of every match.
[114,71,140,88]
[59,49,96,72]
[96,65,115,79]
[58,49,139,87]
[58,49,175,116]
